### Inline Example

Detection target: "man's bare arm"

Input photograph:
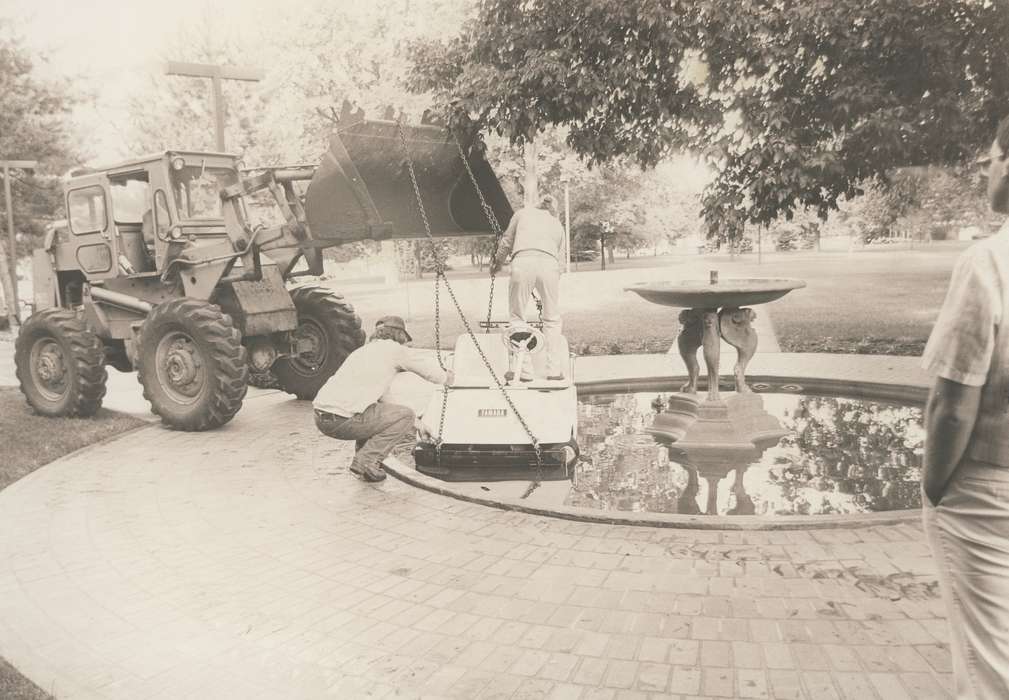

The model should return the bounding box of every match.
[399,347,449,386]
[491,211,520,272]
[923,376,983,505]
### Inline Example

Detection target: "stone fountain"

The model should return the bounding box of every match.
[627,273,806,401]
[626,273,805,513]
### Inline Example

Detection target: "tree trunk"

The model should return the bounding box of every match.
[599,233,606,270]
[414,240,424,279]
[524,138,538,207]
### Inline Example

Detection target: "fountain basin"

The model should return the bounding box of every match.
[626,278,806,309]
[384,368,930,529]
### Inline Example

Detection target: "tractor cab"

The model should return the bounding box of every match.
[50,151,242,285]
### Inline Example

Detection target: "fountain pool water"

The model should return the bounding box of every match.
[571,388,923,517]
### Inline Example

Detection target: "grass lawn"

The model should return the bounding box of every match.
[0,387,146,492]
[0,386,147,700]
[351,245,960,357]
[0,657,50,700]
[736,250,954,355]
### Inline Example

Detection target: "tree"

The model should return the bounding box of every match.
[125,18,268,160]
[466,235,496,269]
[408,0,1009,242]
[256,0,472,162]
[0,21,82,326]
[484,126,662,269]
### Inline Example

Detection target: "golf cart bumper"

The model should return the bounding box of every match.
[413,440,579,482]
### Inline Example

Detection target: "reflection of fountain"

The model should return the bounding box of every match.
[568,389,926,517]
[649,393,788,514]
[627,275,805,401]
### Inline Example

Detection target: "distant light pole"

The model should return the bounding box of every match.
[560,175,572,274]
[164,61,264,151]
[1,159,36,325]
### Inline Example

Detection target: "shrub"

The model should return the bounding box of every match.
[776,225,817,251]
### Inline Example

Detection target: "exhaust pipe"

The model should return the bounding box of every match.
[89,286,153,314]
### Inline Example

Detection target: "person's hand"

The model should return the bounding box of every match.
[445,370,455,386]
[489,260,501,275]
[415,418,434,441]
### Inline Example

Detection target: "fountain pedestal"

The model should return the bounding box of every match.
[627,277,805,401]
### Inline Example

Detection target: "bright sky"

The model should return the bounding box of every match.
[3,0,288,162]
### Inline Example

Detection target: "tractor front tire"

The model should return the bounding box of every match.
[272,286,365,400]
[136,299,248,431]
[14,309,107,417]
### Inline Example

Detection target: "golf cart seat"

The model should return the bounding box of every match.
[450,331,572,388]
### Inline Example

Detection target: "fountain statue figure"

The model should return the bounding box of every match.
[627,275,805,401]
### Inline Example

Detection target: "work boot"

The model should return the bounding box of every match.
[350,462,386,482]
[506,368,535,382]
[507,351,535,383]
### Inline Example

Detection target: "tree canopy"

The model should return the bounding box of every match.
[408,0,1009,237]
[0,21,81,251]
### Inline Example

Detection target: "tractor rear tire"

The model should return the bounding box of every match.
[272,286,365,400]
[136,299,248,431]
[14,309,107,417]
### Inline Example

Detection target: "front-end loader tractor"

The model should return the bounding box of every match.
[15,110,512,430]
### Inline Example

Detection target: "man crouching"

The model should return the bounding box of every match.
[313,315,449,482]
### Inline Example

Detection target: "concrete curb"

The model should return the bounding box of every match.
[382,456,921,530]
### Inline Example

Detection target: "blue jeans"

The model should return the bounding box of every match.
[315,403,415,477]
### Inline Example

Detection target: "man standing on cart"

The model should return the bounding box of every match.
[491,193,566,382]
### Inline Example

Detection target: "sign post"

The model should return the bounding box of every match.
[164,62,264,151]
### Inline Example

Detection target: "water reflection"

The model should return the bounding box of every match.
[568,391,924,516]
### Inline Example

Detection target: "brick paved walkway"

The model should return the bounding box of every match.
[0,350,955,699]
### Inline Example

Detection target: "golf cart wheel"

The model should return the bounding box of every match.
[136,298,248,431]
[14,309,108,417]
[272,286,365,400]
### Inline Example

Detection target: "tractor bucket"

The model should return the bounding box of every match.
[304,115,513,243]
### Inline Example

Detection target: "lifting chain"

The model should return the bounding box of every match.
[453,133,505,328]
[398,120,544,474]
[454,133,543,326]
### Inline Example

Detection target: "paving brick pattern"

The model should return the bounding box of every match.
[0,378,953,699]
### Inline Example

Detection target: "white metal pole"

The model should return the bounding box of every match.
[564,181,571,274]
[4,166,18,323]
